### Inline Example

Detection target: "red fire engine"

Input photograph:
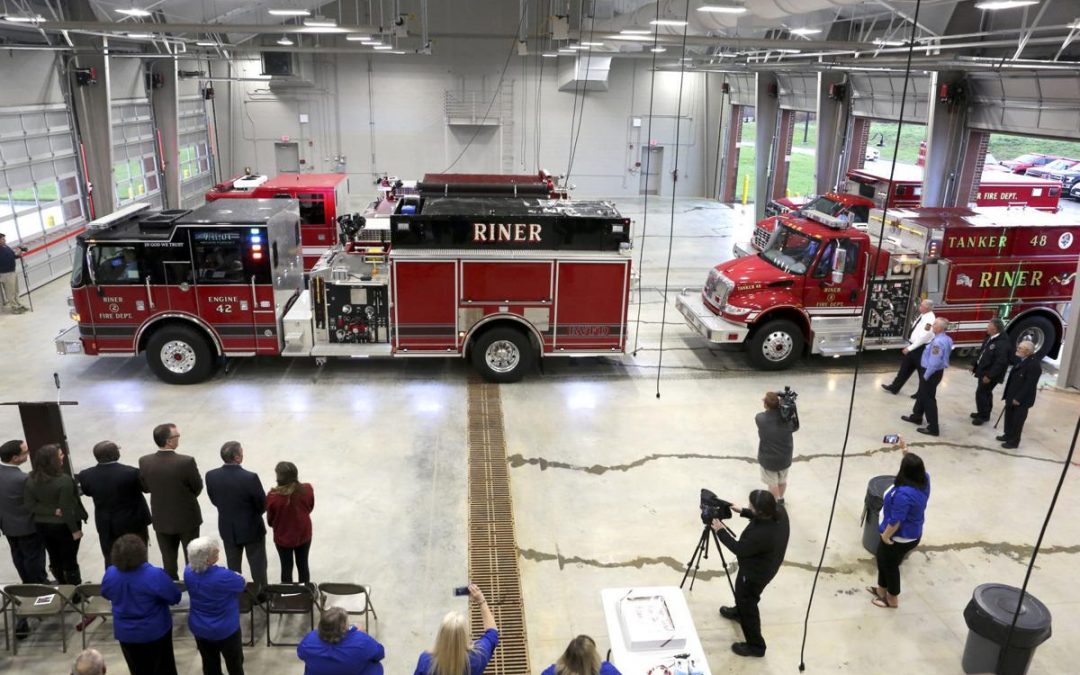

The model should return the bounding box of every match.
[734,192,873,258]
[207,173,350,269]
[847,161,1062,211]
[676,204,1078,370]
[56,196,632,384]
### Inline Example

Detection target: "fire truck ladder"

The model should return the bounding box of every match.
[467,380,530,674]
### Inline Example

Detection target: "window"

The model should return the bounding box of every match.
[298,193,326,225]
[91,245,142,284]
[813,239,861,278]
[193,231,246,283]
[112,99,162,208]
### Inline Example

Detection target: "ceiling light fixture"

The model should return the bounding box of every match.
[650,46,667,52]
[116,8,152,17]
[195,40,216,46]
[276,36,294,45]
[4,14,46,23]
[973,0,1038,8]
[569,44,590,50]
[268,9,311,16]
[872,38,906,46]
[558,48,575,53]
[389,50,407,54]
[790,28,822,36]
[303,17,337,27]
[581,41,604,46]
[620,29,653,34]
[361,40,382,46]
[650,19,688,27]
[610,35,649,41]
[345,35,372,41]
[126,32,155,39]
[542,52,558,57]
[697,4,748,14]
[373,45,393,50]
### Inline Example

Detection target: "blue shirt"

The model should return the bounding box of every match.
[0,244,17,273]
[880,473,931,541]
[413,629,499,675]
[542,662,623,675]
[297,626,385,675]
[184,564,246,641]
[101,562,181,643]
[920,332,953,379]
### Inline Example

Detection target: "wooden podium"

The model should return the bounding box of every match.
[0,401,78,477]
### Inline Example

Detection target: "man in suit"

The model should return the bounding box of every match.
[971,318,1012,426]
[999,340,1041,449]
[882,299,935,396]
[139,423,203,579]
[206,441,268,589]
[1,439,47,638]
[77,441,152,568]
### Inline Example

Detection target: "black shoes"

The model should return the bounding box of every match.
[916,427,939,437]
[972,418,987,426]
[881,385,898,394]
[14,619,31,640]
[996,434,1008,442]
[901,415,922,425]
[1002,441,1019,449]
[732,642,766,657]
[910,393,918,399]
[719,606,740,620]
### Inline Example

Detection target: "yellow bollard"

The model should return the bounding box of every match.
[786,188,791,198]
[742,175,750,205]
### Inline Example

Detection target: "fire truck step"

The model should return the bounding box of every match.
[467,379,530,675]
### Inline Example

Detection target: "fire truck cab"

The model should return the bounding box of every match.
[677,204,1078,370]
[733,192,873,258]
[57,196,632,384]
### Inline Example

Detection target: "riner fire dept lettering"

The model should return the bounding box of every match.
[472,222,542,243]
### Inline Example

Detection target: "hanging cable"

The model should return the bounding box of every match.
[630,1,664,356]
[797,0,923,670]
[653,0,693,400]
[439,11,528,174]
[996,415,1077,672]
[562,0,587,181]
[565,2,597,184]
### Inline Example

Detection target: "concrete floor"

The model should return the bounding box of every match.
[1,198,1078,674]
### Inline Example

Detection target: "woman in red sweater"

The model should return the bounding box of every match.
[265,462,315,584]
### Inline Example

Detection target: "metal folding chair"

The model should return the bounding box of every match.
[73,583,111,649]
[317,582,378,632]
[3,583,80,654]
[263,583,316,647]
[237,582,261,647]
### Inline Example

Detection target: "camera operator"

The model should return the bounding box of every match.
[710,490,790,658]
[0,232,29,314]
[756,392,793,504]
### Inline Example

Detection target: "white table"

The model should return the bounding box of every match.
[601,586,712,675]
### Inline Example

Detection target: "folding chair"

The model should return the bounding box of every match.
[317,583,378,632]
[263,583,316,646]
[237,582,261,647]
[73,583,111,649]
[4,584,80,654]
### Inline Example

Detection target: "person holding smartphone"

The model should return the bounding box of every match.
[413,584,498,675]
[868,436,930,609]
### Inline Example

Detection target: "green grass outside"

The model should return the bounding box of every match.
[10,184,60,202]
[735,120,817,200]
[987,133,1080,162]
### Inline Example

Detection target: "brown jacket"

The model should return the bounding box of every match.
[139,450,203,534]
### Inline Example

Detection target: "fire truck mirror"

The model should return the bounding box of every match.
[830,247,847,285]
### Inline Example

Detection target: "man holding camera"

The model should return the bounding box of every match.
[711,490,790,658]
[0,232,29,314]
[756,392,794,505]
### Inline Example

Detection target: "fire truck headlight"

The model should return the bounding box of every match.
[723,304,752,316]
[70,311,81,322]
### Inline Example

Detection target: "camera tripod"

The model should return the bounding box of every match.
[679,522,736,598]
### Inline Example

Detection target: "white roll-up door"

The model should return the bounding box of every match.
[967,72,1080,139]
[848,73,930,123]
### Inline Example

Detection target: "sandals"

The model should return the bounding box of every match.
[871,596,897,609]
[865,586,885,601]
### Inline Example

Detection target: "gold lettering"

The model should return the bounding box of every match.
[1031,270,1043,286]
[980,272,993,287]
[528,223,542,242]
[474,223,488,241]
[497,223,512,241]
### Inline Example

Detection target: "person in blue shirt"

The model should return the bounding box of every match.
[101,533,182,675]
[541,635,622,675]
[413,584,498,675]
[902,317,953,436]
[297,606,385,675]
[185,537,247,675]
[868,438,930,609]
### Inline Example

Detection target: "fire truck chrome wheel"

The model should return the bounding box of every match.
[485,340,521,374]
[747,319,803,371]
[160,341,198,374]
[1009,315,1056,359]
[761,331,794,362]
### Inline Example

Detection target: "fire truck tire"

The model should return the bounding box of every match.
[1008,315,1056,359]
[747,319,803,370]
[145,325,216,384]
[471,326,534,383]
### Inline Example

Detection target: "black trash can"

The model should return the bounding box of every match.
[962,583,1052,675]
[860,474,894,555]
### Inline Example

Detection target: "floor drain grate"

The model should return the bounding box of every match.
[468,380,530,675]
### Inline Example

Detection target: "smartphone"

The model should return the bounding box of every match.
[453,586,470,597]
[883,434,900,444]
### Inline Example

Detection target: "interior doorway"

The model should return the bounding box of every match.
[639,145,663,195]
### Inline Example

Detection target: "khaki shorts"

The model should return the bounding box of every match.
[760,466,789,487]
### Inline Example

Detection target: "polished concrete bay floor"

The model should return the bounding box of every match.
[1,198,1078,674]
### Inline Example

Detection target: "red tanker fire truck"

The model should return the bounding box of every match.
[676,204,1078,370]
[847,161,1062,211]
[55,196,632,384]
[733,192,873,258]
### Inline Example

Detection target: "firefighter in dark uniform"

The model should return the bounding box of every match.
[970,318,1012,425]
[998,340,1041,449]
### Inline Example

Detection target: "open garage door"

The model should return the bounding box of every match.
[774,73,818,200]
[719,73,755,202]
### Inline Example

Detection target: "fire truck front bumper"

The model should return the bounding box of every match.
[675,293,750,344]
[55,325,83,355]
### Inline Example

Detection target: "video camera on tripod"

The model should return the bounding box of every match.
[699,489,734,524]
[682,489,744,596]
[777,386,799,431]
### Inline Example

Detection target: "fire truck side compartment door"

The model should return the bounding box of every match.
[190,228,259,353]
[83,243,157,353]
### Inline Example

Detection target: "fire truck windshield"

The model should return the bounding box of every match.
[761,225,822,275]
[802,195,845,216]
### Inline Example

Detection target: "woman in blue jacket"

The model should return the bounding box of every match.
[869,441,930,609]
[101,533,182,674]
[541,635,622,675]
[413,584,498,675]
[185,537,247,675]
[298,606,385,674]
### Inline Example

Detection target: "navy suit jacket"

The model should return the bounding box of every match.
[77,462,152,541]
[205,464,266,545]
[1003,356,1041,409]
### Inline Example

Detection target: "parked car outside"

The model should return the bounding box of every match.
[1025,157,1079,179]
[1000,153,1058,174]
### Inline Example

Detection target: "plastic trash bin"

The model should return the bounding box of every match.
[962,583,1052,675]
[860,474,894,555]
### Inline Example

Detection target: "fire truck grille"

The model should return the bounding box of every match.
[467,380,530,675]
[752,225,771,251]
